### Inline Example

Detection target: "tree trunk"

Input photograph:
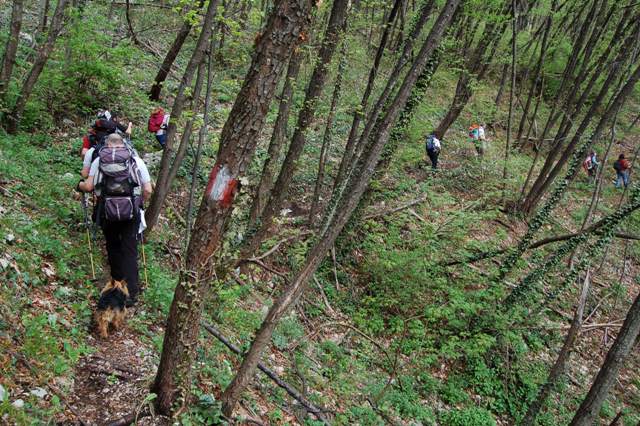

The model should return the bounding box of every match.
[515,0,554,144]
[247,48,303,228]
[149,1,204,101]
[144,0,221,235]
[309,44,347,225]
[219,0,461,417]
[185,44,216,247]
[0,0,24,105]
[151,0,314,415]
[494,63,509,106]
[243,0,349,256]
[333,0,407,193]
[521,271,590,426]
[39,0,51,33]
[501,0,517,202]
[5,0,68,134]
[519,22,639,216]
[570,291,640,425]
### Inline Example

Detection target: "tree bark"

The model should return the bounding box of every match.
[520,19,639,215]
[333,0,407,193]
[149,1,204,101]
[247,48,303,228]
[151,0,314,415]
[5,0,68,134]
[144,0,221,235]
[501,0,517,202]
[309,43,347,225]
[243,0,349,256]
[521,271,590,426]
[569,290,640,425]
[0,0,24,105]
[219,0,461,417]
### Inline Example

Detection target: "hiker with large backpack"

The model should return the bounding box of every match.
[148,107,169,148]
[469,123,486,156]
[78,133,152,306]
[582,150,599,182]
[425,132,441,170]
[80,110,132,157]
[613,153,631,188]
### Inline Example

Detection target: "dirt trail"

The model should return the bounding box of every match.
[58,311,164,426]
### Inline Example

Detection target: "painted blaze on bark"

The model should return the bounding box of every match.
[151,0,314,416]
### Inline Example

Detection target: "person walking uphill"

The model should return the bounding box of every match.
[78,134,152,305]
[425,132,441,170]
[613,153,631,188]
[582,150,600,183]
[148,107,169,148]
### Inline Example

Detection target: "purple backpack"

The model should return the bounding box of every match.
[96,146,141,222]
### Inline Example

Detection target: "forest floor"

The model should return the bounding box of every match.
[1,79,640,425]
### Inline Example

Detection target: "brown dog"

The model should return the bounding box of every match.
[95,279,128,338]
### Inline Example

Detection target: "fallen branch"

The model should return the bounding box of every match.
[202,323,331,424]
[363,195,428,220]
[445,231,640,266]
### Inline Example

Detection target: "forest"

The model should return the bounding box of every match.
[0,0,639,424]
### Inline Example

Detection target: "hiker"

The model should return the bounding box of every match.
[425,132,441,170]
[148,107,169,148]
[582,150,600,182]
[77,133,152,306]
[80,111,132,157]
[469,123,486,156]
[81,134,138,178]
[613,153,631,188]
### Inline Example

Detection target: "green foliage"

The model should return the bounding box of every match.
[441,407,497,426]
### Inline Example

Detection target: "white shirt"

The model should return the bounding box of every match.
[89,153,151,184]
[156,114,170,136]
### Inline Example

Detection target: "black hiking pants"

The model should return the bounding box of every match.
[102,219,139,298]
[427,149,439,169]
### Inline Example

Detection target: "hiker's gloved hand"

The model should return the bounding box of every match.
[76,180,84,193]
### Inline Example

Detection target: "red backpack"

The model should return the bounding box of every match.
[148,111,164,133]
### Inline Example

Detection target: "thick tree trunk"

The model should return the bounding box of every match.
[144,0,221,235]
[570,291,640,426]
[247,48,303,228]
[149,1,204,101]
[5,0,68,134]
[219,0,461,417]
[0,0,24,104]
[151,0,314,415]
[309,44,347,224]
[244,0,349,256]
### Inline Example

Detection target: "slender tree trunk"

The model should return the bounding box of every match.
[520,26,639,215]
[516,0,554,144]
[125,0,141,46]
[219,0,461,417]
[333,0,405,193]
[243,0,349,256]
[570,290,640,426]
[185,40,216,248]
[144,0,221,235]
[5,0,68,134]
[39,0,51,33]
[501,0,517,202]
[309,44,347,225]
[149,1,204,101]
[247,48,303,228]
[494,63,509,106]
[0,0,24,105]
[521,271,590,426]
[151,0,314,415]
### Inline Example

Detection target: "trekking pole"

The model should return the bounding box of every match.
[140,231,149,289]
[81,193,96,280]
